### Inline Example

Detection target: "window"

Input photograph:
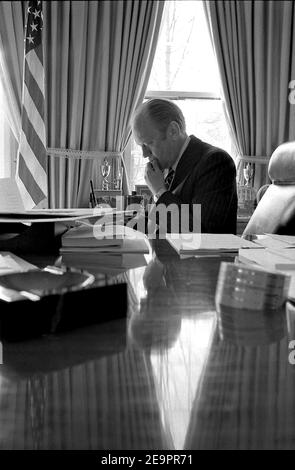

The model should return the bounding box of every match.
[129,0,236,189]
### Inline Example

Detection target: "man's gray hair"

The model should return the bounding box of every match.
[133,98,186,135]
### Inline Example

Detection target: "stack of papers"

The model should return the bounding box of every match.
[166,233,262,256]
[238,234,295,270]
[238,247,295,270]
[0,207,126,224]
[61,252,149,272]
[60,224,150,272]
[61,224,124,249]
[60,224,150,255]
[237,234,295,302]
[0,177,132,223]
[252,234,295,249]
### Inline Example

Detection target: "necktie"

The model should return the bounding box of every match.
[165,168,175,189]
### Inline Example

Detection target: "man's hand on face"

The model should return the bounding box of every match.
[144,159,166,196]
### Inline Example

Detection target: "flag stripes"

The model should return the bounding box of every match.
[29,39,43,67]
[22,86,46,153]
[18,130,47,187]
[24,64,44,118]
[16,0,47,209]
[26,49,44,93]
[18,154,47,205]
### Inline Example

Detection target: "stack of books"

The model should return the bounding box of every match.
[60,224,150,271]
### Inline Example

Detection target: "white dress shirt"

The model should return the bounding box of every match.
[154,135,191,202]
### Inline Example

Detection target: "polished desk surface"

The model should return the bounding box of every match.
[0,239,295,450]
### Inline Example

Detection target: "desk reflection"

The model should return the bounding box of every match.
[127,255,217,449]
[184,304,295,450]
[0,328,170,449]
[217,304,287,346]
[2,244,295,450]
[128,256,182,352]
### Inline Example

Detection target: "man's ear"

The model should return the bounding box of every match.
[167,121,181,140]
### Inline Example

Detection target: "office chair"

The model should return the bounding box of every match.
[243,141,295,236]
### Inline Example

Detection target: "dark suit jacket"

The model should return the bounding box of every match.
[155,135,237,234]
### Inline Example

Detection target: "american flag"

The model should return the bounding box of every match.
[16,0,47,209]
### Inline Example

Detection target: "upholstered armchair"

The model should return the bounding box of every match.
[243,142,295,236]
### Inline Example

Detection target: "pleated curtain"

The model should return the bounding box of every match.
[0,0,164,207]
[44,0,164,207]
[0,1,26,175]
[204,0,295,187]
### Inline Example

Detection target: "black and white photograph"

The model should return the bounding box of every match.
[0,0,295,458]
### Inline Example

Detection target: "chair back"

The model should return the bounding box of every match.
[243,142,295,236]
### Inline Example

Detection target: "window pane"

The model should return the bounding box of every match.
[147,0,221,93]
[180,99,234,154]
[129,0,237,190]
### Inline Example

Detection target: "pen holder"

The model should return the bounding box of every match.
[215,262,291,311]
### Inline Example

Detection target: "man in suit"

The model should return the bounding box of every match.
[132,98,237,234]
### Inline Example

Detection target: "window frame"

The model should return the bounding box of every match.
[127,0,235,190]
[145,90,220,100]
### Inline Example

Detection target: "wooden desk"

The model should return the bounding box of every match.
[0,240,294,450]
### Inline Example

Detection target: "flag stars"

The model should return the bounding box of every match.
[25,3,43,49]
[32,9,40,19]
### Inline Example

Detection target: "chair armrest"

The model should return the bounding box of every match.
[256,184,270,203]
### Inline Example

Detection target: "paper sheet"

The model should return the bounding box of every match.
[0,178,25,212]
[0,208,130,224]
[0,178,133,223]
[264,233,295,246]
[166,233,263,254]
[254,234,295,249]
[0,252,38,275]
